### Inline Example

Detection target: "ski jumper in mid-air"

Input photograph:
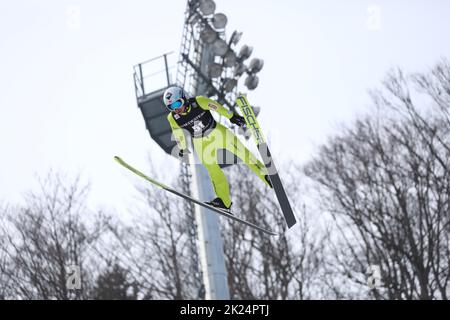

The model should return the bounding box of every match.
[163,86,273,211]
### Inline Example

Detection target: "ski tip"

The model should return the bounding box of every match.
[114,156,127,166]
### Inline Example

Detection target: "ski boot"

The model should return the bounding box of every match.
[205,197,233,214]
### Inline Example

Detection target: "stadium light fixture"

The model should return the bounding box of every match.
[244,74,259,90]
[207,63,223,78]
[200,27,217,44]
[199,0,216,16]
[238,45,253,60]
[230,31,243,45]
[212,38,228,56]
[212,13,227,29]
[224,51,237,67]
[248,58,264,73]
[233,63,246,77]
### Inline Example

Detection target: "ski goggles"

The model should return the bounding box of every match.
[168,98,185,110]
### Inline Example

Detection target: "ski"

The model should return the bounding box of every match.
[114,156,277,236]
[236,95,297,228]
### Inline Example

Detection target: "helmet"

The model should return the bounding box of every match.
[163,86,187,111]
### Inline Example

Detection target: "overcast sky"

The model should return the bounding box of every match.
[1,0,449,215]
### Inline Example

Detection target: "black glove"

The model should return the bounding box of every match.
[178,149,191,158]
[230,113,246,128]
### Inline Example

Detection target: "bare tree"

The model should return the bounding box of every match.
[0,171,111,299]
[0,160,327,300]
[105,161,200,300]
[304,59,450,299]
[223,163,327,300]
[106,155,327,300]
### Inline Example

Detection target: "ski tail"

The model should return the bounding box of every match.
[236,95,297,228]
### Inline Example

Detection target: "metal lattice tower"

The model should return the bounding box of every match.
[176,5,206,299]
[176,2,238,110]
[176,0,232,300]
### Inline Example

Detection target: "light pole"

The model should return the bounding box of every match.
[177,0,265,300]
[190,37,230,300]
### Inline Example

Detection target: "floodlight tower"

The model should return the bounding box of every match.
[176,0,264,300]
[133,0,264,300]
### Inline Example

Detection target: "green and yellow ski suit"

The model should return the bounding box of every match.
[167,96,269,207]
